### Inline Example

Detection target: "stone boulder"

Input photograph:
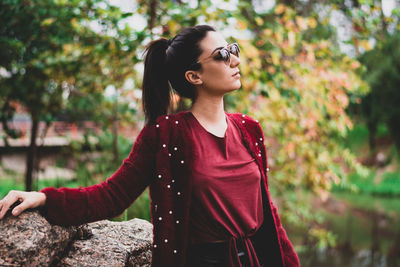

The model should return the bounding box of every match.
[0,210,153,266]
[60,219,153,267]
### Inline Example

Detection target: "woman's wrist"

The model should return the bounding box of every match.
[37,192,47,207]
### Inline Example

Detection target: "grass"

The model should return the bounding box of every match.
[337,121,400,196]
[333,169,400,196]
[0,173,151,222]
[344,123,370,154]
[344,122,391,154]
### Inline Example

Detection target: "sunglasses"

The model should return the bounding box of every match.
[195,43,240,66]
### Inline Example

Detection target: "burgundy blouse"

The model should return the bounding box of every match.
[38,111,300,267]
[187,112,264,266]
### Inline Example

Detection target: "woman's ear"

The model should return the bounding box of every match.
[185,70,203,86]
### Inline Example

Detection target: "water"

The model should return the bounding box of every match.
[296,192,400,267]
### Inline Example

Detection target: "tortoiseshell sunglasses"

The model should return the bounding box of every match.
[195,43,240,66]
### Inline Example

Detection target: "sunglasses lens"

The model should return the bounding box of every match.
[211,44,239,65]
[230,44,240,57]
[217,49,230,63]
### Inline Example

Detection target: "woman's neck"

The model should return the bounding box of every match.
[189,96,226,125]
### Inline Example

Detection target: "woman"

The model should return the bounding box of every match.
[0,25,299,267]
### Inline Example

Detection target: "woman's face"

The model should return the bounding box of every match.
[192,31,241,96]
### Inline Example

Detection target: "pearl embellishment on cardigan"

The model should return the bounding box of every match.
[151,114,272,260]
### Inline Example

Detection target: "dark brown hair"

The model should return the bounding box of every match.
[142,25,216,125]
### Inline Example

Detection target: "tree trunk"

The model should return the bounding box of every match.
[388,116,400,154]
[148,0,158,34]
[367,119,377,154]
[25,113,39,192]
[112,93,119,162]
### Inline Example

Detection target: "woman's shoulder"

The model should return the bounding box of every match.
[226,112,264,139]
[143,111,192,139]
[226,112,260,125]
[152,110,190,126]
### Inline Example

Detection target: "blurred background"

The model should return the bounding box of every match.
[0,0,399,266]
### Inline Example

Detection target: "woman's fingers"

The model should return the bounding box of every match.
[0,190,24,219]
[0,191,46,220]
[11,199,30,216]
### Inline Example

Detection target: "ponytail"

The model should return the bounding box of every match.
[142,38,171,125]
[142,25,216,126]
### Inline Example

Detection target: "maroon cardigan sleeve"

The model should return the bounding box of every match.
[38,124,157,226]
[270,202,300,266]
[254,121,300,267]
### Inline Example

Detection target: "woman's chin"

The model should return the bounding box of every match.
[225,84,241,94]
[232,80,241,90]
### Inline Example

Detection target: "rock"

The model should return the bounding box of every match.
[0,210,153,266]
[60,219,152,267]
[0,210,76,266]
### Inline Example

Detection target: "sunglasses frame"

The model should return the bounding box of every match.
[194,43,240,66]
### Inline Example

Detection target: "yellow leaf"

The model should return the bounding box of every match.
[271,52,280,65]
[308,17,317,28]
[269,88,280,101]
[63,44,73,53]
[267,66,275,74]
[237,19,247,30]
[71,18,79,28]
[359,40,372,51]
[41,18,55,26]
[255,17,263,26]
[274,4,286,15]
[351,61,360,69]
[288,31,295,47]
[295,16,308,30]
[263,29,273,36]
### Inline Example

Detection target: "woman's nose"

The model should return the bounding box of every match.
[230,54,240,67]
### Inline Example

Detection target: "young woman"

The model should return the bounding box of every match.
[0,25,300,267]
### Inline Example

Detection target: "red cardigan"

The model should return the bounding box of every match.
[39,111,300,267]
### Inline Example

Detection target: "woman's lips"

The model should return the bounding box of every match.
[233,71,240,78]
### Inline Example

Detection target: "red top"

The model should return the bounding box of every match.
[187,112,264,266]
[39,111,300,267]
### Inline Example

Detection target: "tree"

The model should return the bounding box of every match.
[360,33,400,153]
[0,0,141,190]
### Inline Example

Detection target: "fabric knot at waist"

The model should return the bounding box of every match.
[228,231,262,267]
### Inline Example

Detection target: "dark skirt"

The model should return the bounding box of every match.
[186,237,265,267]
